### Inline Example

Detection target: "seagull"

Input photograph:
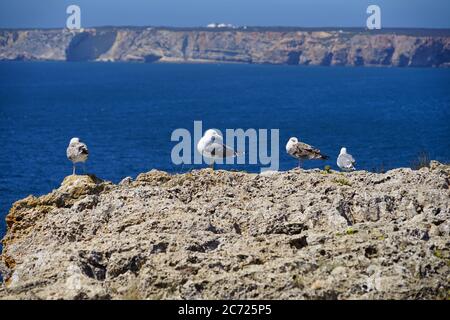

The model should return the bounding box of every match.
[197,129,241,169]
[66,137,89,175]
[337,147,356,172]
[286,137,329,168]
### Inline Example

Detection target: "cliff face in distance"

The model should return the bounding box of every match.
[0,27,450,67]
[0,162,449,299]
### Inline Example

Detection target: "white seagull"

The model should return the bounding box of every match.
[66,137,89,175]
[197,129,241,169]
[337,147,356,172]
[286,137,329,168]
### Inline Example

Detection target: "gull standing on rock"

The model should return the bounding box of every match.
[337,147,356,172]
[197,129,241,169]
[286,137,329,168]
[66,137,89,175]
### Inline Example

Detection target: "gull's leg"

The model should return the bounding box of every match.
[209,160,215,170]
[72,164,76,176]
[298,159,303,169]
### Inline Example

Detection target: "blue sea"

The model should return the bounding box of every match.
[1,62,450,239]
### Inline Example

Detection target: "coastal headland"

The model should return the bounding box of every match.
[1,27,450,67]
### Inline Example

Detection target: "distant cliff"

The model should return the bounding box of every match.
[1,27,450,67]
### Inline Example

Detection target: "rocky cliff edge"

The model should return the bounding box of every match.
[0,162,449,299]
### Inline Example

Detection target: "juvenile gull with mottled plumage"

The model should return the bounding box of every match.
[66,137,89,175]
[286,137,329,168]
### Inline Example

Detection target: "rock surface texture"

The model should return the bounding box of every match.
[0,162,449,300]
[1,28,450,67]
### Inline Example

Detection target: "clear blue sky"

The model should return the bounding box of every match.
[0,0,449,29]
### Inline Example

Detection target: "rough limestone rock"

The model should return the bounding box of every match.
[0,162,449,300]
[1,28,450,67]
